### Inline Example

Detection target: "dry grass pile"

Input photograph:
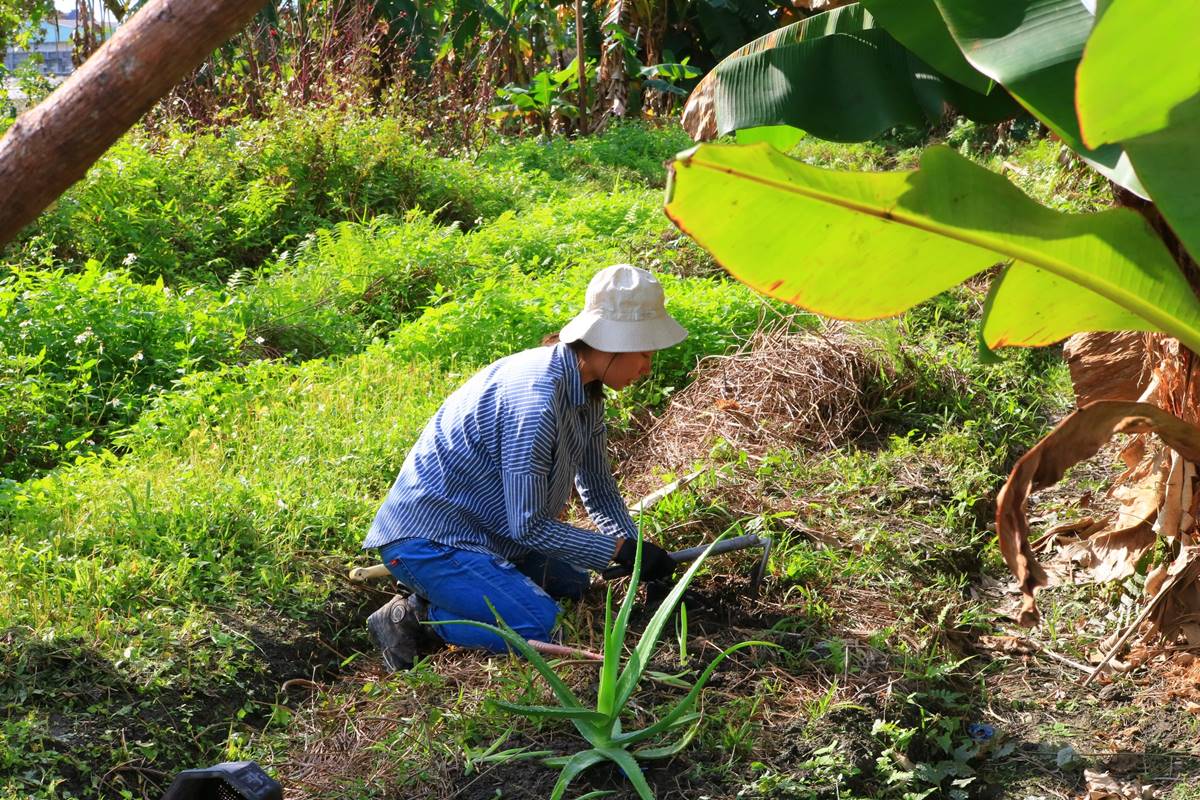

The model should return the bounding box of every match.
[616,321,883,498]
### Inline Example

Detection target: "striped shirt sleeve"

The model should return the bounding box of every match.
[575,408,638,541]
[499,395,618,571]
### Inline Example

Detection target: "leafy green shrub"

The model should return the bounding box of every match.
[227,211,467,360]
[1,344,453,636]
[387,263,788,421]
[478,121,692,187]
[13,109,532,283]
[0,263,243,481]
[226,186,667,361]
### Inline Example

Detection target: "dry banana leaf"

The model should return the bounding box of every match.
[996,400,1200,626]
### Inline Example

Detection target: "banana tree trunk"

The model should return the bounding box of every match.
[596,0,628,126]
[0,0,269,251]
[1003,191,1200,658]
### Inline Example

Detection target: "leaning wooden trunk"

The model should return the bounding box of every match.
[0,0,268,249]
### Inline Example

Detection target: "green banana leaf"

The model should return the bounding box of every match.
[693,3,1018,143]
[860,0,991,94]
[664,142,1200,353]
[933,0,1145,196]
[1075,1,1200,265]
[1119,101,1200,266]
[715,28,927,142]
[1076,0,1200,146]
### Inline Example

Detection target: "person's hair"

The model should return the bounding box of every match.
[542,333,603,400]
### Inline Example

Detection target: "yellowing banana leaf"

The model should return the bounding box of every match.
[664,143,1200,353]
[934,0,1146,197]
[981,264,1157,349]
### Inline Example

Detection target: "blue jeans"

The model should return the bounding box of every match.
[377,538,591,653]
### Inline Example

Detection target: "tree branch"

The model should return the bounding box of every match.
[0,0,266,250]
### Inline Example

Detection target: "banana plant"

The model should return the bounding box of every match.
[681,3,1020,147]
[671,0,1200,358]
[667,0,1200,629]
[435,532,771,800]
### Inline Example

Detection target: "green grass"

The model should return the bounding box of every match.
[0,114,784,797]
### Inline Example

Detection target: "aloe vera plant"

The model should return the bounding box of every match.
[437,533,770,799]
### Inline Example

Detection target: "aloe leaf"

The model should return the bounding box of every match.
[614,533,731,709]
[644,670,693,690]
[468,746,556,770]
[634,717,704,760]
[427,616,583,711]
[616,641,775,746]
[599,747,655,800]
[597,586,619,717]
[489,700,609,727]
[548,748,608,800]
[665,142,1200,353]
[933,0,1144,195]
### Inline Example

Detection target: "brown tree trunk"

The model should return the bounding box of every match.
[1109,190,1200,647]
[0,0,268,251]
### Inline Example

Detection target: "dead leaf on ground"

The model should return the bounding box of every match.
[1083,768,1163,799]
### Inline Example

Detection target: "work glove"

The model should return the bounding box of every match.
[614,538,676,582]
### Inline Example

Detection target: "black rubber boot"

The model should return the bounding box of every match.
[367,594,427,672]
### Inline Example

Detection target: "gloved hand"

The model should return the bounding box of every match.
[614,537,676,582]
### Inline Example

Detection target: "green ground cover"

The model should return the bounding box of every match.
[4,110,1190,799]
[0,114,775,798]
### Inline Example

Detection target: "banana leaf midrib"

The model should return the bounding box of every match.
[672,147,1200,354]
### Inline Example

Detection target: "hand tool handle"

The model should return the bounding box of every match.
[600,534,767,580]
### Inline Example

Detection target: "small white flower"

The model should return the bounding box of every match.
[122,253,138,266]
[130,351,144,362]
[108,397,121,407]
[254,336,266,345]
[74,328,93,344]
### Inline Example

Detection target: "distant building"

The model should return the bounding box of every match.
[4,16,81,76]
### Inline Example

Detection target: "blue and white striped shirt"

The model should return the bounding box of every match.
[364,343,636,571]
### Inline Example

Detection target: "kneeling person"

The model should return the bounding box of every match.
[364,264,686,670]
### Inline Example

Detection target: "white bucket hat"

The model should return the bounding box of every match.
[560,265,688,352]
